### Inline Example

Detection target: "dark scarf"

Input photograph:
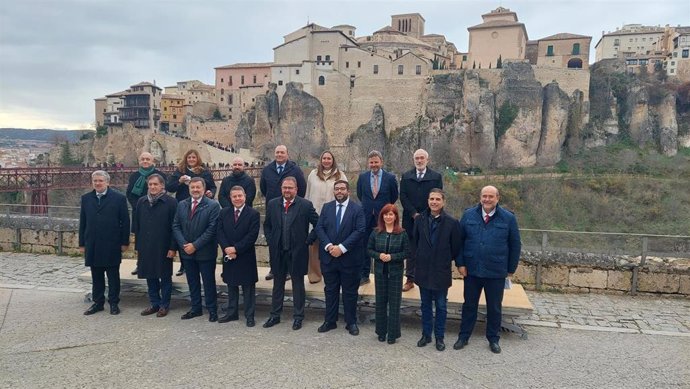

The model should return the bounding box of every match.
[146,190,167,206]
[132,166,155,196]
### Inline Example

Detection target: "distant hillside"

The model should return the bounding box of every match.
[0,128,92,142]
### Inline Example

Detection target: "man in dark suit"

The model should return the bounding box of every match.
[454,185,521,354]
[411,188,461,351]
[315,180,366,336]
[260,144,306,281]
[262,176,318,331]
[217,185,260,327]
[80,170,130,316]
[399,148,443,292]
[172,177,221,322]
[126,151,166,275]
[356,150,398,284]
[218,156,256,209]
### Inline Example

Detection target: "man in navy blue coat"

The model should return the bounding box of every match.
[172,177,221,322]
[80,170,130,316]
[454,185,521,354]
[315,180,366,336]
[356,150,398,284]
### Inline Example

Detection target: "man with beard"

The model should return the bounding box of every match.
[315,180,366,336]
[219,157,256,209]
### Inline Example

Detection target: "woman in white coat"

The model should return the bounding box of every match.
[305,150,348,284]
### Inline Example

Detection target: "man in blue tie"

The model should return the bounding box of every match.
[315,180,366,335]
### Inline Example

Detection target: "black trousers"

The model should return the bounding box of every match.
[270,250,305,320]
[459,275,505,343]
[322,260,360,326]
[227,283,256,320]
[90,265,120,306]
[183,259,217,314]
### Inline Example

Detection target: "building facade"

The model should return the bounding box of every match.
[118,82,162,130]
[160,94,186,133]
[214,63,272,116]
[467,7,528,69]
[536,33,592,69]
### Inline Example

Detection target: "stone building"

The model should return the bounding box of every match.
[467,7,528,69]
[664,27,690,80]
[160,94,186,133]
[118,82,162,130]
[535,33,592,69]
[594,24,665,62]
[94,98,106,127]
[214,63,272,117]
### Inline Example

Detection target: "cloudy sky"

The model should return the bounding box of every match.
[0,0,687,130]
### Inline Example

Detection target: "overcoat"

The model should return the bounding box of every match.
[79,188,130,267]
[133,194,177,279]
[217,206,260,285]
[411,209,461,290]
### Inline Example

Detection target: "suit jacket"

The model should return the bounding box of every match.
[218,172,256,209]
[315,200,366,268]
[259,160,306,202]
[217,206,260,286]
[411,209,461,290]
[133,194,177,279]
[356,169,399,229]
[457,204,521,279]
[79,188,130,267]
[172,196,221,262]
[399,167,443,232]
[263,196,318,276]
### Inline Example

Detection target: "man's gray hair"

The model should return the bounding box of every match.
[367,150,383,160]
[91,170,110,182]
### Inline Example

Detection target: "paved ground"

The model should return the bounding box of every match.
[0,253,689,388]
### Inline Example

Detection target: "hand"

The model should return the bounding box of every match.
[205,190,213,198]
[166,250,176,259]
[79,246,85,254]
[121,245,129,252]
[457,266,467,277]
[179,175,189,184]
[183,243,196,255]
[329,246,343,258]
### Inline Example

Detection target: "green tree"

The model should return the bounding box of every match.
[213,108,222,120]
[496,55,503,69]
[96,125,108,138]
[60,143,80,166]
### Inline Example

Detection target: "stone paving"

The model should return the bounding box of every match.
[1,252,689,336]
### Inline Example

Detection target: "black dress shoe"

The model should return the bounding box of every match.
[489,342,502,354]
[378,335,386,342]
[435,338,446,351]
[176,266,185,276]
[417,335,432,347]
[265,271,274,281]
[453,338,469,350]
[387,338,396,344]
[110,305,120,315]
[263,317,281,328]
[181,310,203,320]
[346,323,359,336]
[292,320,303,330]
[218,314,239,323]
[317,322,337,333]
[131,266,138,275]
[209,312,218,322]
[246,319,256,327]
[83,304,104,315]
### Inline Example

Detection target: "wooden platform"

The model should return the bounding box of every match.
[79,259,534,337]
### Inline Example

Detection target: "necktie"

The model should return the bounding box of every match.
[284,200,291,214]
[190,199,198,219]
[336,203,343,232]
[372,173,379,198]
[417,172,423,181]
[277,165,283,175]
[96,193,103,205]
[234,209,240,222]
[484,214,490,224]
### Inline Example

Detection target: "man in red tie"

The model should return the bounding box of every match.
[262,176,319,331]
[172,177,221,322]
[455,185,522,354]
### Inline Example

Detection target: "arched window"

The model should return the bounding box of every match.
[567,58,583,68]
[318,76,325,85]
[572,43,581,55]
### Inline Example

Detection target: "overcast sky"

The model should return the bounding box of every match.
[0,0,687,130]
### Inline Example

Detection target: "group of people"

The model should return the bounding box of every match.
[79,145,521,354]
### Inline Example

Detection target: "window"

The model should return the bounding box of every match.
[398,65,403,75]
[241,75,245,84]
[295,69,300,75]
[253,75,257,83]
[164,107,168,111]
[229,76,232,86]
[346,61,349,68]
[318,75,325,85]
[416,65,421,75]
[462,55,467,61]
[325,55,330,61]
[221,88,224,95]
[278,80,283,85]
[572,43,580,55]
[614,38,620,46]
[350,75,355,88]
[228,95,233,105]
[683,49,689,58]
[173,114,177,119]
[221,78,224,83]
[671,61,676,66]
[673,52,678,58]
[357,61,361,68]
[317,55,322,61]
[546,45,554,56]
[373,64,378,74]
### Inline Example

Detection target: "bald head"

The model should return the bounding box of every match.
[231,156,245,174]
[274,145,288,164]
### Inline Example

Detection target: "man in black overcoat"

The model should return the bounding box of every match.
[80,170,130,316]
[217,185,260,327]
[218,156,256,209]
[133,174,177,318]
[262,176,318,331]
